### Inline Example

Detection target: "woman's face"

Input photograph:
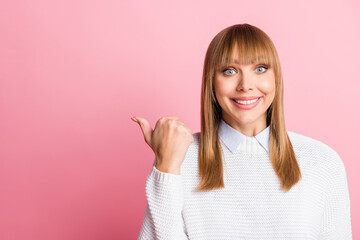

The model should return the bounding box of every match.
[214,50,276,136]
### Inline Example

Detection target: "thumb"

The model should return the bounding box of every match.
[131,116,153,145]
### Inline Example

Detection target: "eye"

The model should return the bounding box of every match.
[255,65,268,73]
[222,68,236,75]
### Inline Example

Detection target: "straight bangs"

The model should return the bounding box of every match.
[212,31,276,72]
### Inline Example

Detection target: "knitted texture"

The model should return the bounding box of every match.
[138,131,352,239]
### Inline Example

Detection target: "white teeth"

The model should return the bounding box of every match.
[234,98,260,105]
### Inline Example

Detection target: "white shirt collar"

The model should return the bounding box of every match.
[218,118,270,153]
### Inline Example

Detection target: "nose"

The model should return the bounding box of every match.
[236,71,254,92]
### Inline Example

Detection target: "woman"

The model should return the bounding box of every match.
[132,23,352,239]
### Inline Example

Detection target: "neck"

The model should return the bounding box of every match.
[222,115,267,137]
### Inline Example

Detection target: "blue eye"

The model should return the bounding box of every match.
[256,66,268,73]
[223,69,236,75]
[222,65,268,75]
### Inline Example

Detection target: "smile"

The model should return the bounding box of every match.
[232,97,261,110]
[233,98,260,105]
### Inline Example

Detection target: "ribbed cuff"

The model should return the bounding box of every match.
[149,165,183,184]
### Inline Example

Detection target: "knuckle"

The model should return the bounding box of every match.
[156,118,164,127]
[168,119,177,126]
[176,124,185,131]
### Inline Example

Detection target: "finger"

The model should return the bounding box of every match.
[132,116,153,145]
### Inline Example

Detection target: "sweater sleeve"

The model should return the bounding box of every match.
[138,157,189,240]
[320,151,352,239]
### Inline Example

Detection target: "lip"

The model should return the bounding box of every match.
[232,97,261,110]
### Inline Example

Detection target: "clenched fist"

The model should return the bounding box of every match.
[131,116,194,175]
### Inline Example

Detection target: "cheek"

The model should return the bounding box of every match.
[214,78,234,96]
[214,80,225,99]
[214,79,232,109]
[259,77,275,95]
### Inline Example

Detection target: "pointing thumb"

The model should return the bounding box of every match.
[131,116,153,145]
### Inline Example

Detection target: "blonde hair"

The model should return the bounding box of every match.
[197,23,301,192]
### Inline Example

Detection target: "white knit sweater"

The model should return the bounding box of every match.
[138,130,352,239]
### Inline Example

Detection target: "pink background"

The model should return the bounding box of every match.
[1,0,359,239]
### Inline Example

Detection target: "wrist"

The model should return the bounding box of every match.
[155,162,181,175]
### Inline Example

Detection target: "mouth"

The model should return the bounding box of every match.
[232,97,261,105]
[231,97,262,110]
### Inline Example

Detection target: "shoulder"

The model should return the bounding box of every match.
[178,132,201,173]
[188,132,200,153]
[287,130,333,152]
[287,130,345,172]
[184,132,200,156]
[192,132,201,143]
[287,130,337,155]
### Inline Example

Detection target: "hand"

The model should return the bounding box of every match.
[131,116,194,174]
